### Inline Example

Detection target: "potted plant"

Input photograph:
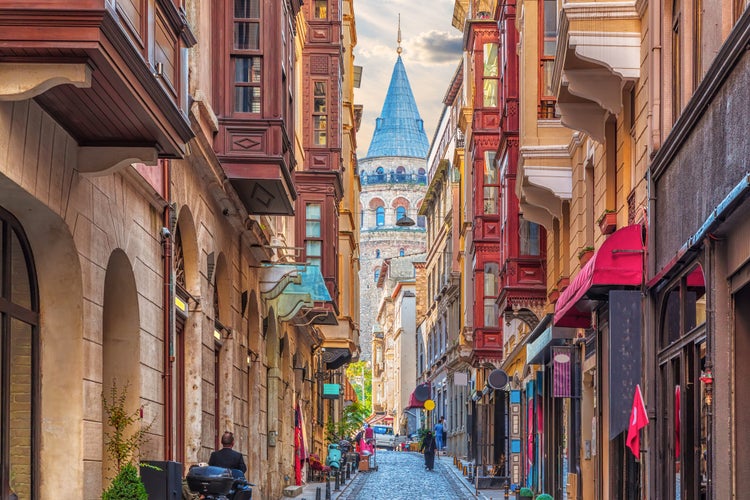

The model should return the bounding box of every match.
[578,246,595,266]
[518,487,534,499]
[536,494,554,500]
[597,209,617,235]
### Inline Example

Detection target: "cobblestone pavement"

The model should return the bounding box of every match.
[337,450,476,500]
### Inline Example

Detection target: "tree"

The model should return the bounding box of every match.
[345,361,372,414]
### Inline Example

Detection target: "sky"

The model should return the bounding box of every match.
[353,0,463,158]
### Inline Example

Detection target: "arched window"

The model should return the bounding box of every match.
[0,206,39,498]
[376,207,385,226]
[374,269,381,282]
[399,248,405,256]
[376,166,384,174]
[396,206,406,221]
[376,249,381,258]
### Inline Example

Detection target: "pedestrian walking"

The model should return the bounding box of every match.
[420,430,437,471]
[434,417,445,454]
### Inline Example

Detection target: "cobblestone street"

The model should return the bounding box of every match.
[337,450,475,500]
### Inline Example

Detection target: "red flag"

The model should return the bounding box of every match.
[626,384,648,459]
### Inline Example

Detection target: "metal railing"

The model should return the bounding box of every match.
[360,172,427,186]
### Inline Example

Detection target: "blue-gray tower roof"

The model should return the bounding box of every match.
[366,56,430,159]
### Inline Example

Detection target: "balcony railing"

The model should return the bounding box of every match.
[360,172,427,186]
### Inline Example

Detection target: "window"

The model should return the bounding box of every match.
[0,207,39,499]
[396,206,406,222]
[399,248,405,257]
[483,43,499,107]
[657,265,707,498]
[519,217,541,255]
[483,263,499,327]
[233,0,261,114]
[483,151,498,214]
[418,215,426,228]
[374,268,380,282]
[376,249,381,258]
[305,203,322,267]
[376,207,385,226]
[539,0,558,118]
[314,0,327,18]
[313,81,328,146]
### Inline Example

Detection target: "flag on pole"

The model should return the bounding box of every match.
[626,384,648,459]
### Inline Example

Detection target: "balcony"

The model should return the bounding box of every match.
[216,119,297,215]
[552,0,643,142]
[0,1,196,170]
[359,171,427,186]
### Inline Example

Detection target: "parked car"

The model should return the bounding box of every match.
[372,425,395,450]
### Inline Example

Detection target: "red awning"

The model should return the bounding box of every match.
[554,225,645,328]
[406,390,425,409]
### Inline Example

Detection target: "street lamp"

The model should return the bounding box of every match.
[395,214,415,227]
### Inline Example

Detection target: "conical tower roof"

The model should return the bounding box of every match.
[366,56,430,159]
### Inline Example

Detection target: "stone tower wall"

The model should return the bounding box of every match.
[358,155,427,359]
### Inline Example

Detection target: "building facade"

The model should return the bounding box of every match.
[0,0,360,498]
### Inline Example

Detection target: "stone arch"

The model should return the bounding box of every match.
[391,196,410,209]
[264,308,281,496]
[369,197,385,209]
[213,252,232,435]
[0,174,85,499]
[101,249,141,484]
[175,206,200,296]
[175,206,202,463]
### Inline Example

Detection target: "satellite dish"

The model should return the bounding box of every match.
[414,383,430,402]
[487,369,509,390]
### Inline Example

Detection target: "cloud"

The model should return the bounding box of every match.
[407,31,463,65]
[353,0,459,156]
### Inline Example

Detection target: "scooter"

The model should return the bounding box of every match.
[186,465,254,500]
[325,443,342,470]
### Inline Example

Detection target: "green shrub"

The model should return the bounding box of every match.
[536,494,554,500]
[101,463,147,500]
[518,487,534,497]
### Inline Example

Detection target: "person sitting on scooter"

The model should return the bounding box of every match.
[209,431,247,476]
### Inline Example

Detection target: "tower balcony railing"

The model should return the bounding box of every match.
[360,172,427,186]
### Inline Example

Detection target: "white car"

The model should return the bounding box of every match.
[372,425,395,450]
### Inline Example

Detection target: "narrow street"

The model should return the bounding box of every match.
[337,450,475,500]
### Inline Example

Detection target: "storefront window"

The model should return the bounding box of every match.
[657,264,707,499]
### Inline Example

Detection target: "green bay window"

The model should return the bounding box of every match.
[313,82,328,146]
[483,43,499,107]
[305,203,322,268]
[233,0,261,113]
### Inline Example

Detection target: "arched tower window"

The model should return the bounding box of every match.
[374,268,381,282]
[376,207,385,226]
[399,248,405,256]
[376,249,381,258]
[396,206,406,221]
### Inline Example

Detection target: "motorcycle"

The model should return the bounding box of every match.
[186,465,254,500]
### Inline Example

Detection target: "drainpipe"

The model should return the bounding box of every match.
[161,159,174,460]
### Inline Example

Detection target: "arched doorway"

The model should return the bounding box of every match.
[0,206,39,499]
[101,249,141,483]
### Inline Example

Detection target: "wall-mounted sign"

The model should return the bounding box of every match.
[322,383,341,399]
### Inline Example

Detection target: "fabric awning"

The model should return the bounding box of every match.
[554,225,645,328]
[260,264,334,322]
[323,348,352,370]
[406,390,425,409]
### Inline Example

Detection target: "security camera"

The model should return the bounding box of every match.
[160,227,171,239]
